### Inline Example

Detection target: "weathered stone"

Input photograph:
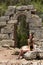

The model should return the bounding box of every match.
[16,5,34,11]
[37,51,43,59]
[29,18,42,27]
[27,5,34,10]
[14,11,31,20]
[0,22,6,27]
[0,34,9,40]
[24,51,37,60]
[35,30,42,39]
[12,48,20,55]
[0,16,9,22]
[16,6,27,11]
[29,29,42,40]
[1,40,15,47]
[1,24,14,33]
[8,20,17,24]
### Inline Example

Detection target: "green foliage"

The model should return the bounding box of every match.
[17,15,28,48]
[0,3,7,16]
[0,0,43,16]
[31,1,43,12]
[18,0,31,5]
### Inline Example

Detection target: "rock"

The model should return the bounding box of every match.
[0,22,6,27]
[16,5,34,11]
[2,44,10,49]
[24,51,37,60]
[0,34,9,40]
[12,48,20,55]
[29,17,42,27]
[8,20,17,24]
[16,6,27,11]
[1,40,15,47]
[1,24,14,33]
[27,5,34,10]
[0,16,9,22]
[33,47,43,59]
[37,51,43,59]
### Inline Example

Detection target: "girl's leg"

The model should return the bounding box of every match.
[18,50,24,59]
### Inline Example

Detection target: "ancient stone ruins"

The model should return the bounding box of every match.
[0,5,43,48]
[0,5,43,65]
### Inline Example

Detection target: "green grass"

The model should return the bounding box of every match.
[31,1,43,12]
[0,1,43,16]
[0,3,8,16]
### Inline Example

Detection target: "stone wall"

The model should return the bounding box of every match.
[0,5,43,47]
[0,17,15,47]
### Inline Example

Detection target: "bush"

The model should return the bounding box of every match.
[0,3,7,16]
[17,15,28,48]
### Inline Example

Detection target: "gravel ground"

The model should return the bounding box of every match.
[0,47,43,65]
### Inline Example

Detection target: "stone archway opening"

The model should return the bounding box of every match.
[15,14,29,48]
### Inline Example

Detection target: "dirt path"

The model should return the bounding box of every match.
[0,47,17,61]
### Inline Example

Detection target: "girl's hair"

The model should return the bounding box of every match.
[31,32,34,38]
[31,32,34,36]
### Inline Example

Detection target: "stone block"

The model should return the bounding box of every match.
[0,22,6,27]
[0,34,9,40]
[29,25,42,30]
[16,5,34,11]
[29,17,42,27]
[8,20,17,24]
[1,24,14,33]
[12,48,20,55]
[1,40,15,47]
[35,41,42,47]
[29,29,42,40]
[26,11,31,19]
[34,30,42,39]
[27,5,34,10]
[16,6,27,11]
[37,51,43,59]
[0,16,9,22]
[24,51,37,60]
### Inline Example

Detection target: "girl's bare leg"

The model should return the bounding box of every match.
[18,50,24,59]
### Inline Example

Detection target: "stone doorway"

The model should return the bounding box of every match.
[14,15,29,48]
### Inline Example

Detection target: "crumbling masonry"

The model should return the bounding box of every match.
[0,5,43,48]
